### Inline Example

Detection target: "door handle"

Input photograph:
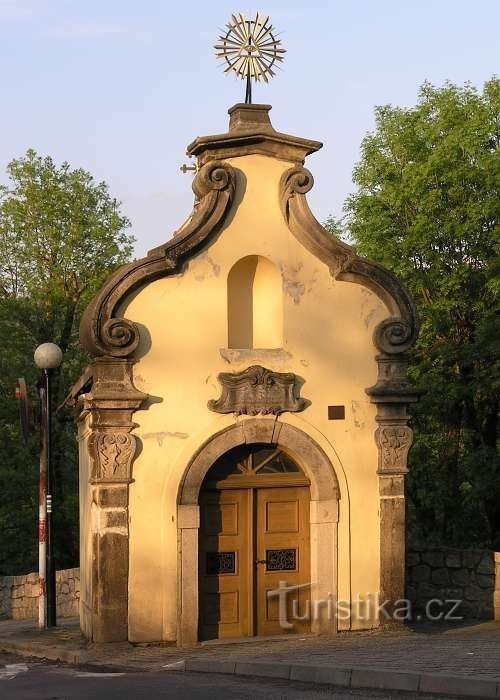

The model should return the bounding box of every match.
[255,559,267,565]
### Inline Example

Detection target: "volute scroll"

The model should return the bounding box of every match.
[80,160,236,358]
[279,165,419,356]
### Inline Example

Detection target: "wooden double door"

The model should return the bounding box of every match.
[198,445,311,640]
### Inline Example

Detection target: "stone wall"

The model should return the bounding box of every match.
[2,554,498,624]
[0,568,80,620]
[406,548,500,620]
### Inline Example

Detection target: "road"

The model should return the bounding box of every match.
[0,651,460,699]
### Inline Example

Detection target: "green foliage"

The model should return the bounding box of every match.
[344,78,500,548]
[323,214,352,244]
[0,150,133,574]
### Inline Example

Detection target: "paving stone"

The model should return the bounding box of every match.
[2,617,500,684]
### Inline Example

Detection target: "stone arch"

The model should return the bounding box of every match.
[179,419,339,504]
[177,419,340,646]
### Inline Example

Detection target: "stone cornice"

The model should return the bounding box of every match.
[58,357,147,484]
[187,104,322,166]
[59,357,147,419]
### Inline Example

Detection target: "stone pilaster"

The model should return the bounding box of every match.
[367,353,419,623]
[65,357,147,642]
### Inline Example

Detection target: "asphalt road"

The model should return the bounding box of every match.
[0,652,460,699]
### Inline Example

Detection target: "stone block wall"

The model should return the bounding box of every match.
[406,548,499,620]
[0,568,80,620]
[2,554,498,624]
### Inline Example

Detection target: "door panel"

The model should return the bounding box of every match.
[198,489,250,640]
[256,487,311,635]
[265,499,299,533]
[198,484,310,640]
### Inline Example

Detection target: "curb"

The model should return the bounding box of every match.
[0,639,88,665]
[2,639,500,697]
[180,659,500,698]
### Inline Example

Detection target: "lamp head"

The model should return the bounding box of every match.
[34,343,63,370]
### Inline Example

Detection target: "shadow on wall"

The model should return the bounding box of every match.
[406,548,500,622]
[227,254,283,350]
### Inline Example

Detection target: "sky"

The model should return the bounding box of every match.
[0,0,498,257]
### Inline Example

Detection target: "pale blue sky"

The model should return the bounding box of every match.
[0,0,498,256]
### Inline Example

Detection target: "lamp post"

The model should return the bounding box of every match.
[34,342,63,628]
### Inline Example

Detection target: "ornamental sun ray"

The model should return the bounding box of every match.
[214,13,286,103]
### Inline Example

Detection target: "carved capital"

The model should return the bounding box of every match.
[89,430,136,483]
[208,365,307,416]
[367,353,418,478]
[366,355,421,404]
[376,425,413,474]
[59,357,147,487]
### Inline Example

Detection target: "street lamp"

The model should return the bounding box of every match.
[34,342,63,628]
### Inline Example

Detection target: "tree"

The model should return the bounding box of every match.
[0,150,133,574]
[323,215,350,242]
[343,78,500,548]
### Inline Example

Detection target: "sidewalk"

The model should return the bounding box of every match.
[1,617,499,697]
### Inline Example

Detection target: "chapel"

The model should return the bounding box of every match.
[63,102,419,645]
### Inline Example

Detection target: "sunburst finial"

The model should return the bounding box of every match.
[214,13,286,104]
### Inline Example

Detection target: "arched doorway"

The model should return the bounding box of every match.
[198,443,311,640]
[177,419,340,647]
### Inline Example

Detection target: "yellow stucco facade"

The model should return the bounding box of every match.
[124,153,384,641]
[67,103,418,644]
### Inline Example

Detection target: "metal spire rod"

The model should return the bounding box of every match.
[245,72,252,104]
